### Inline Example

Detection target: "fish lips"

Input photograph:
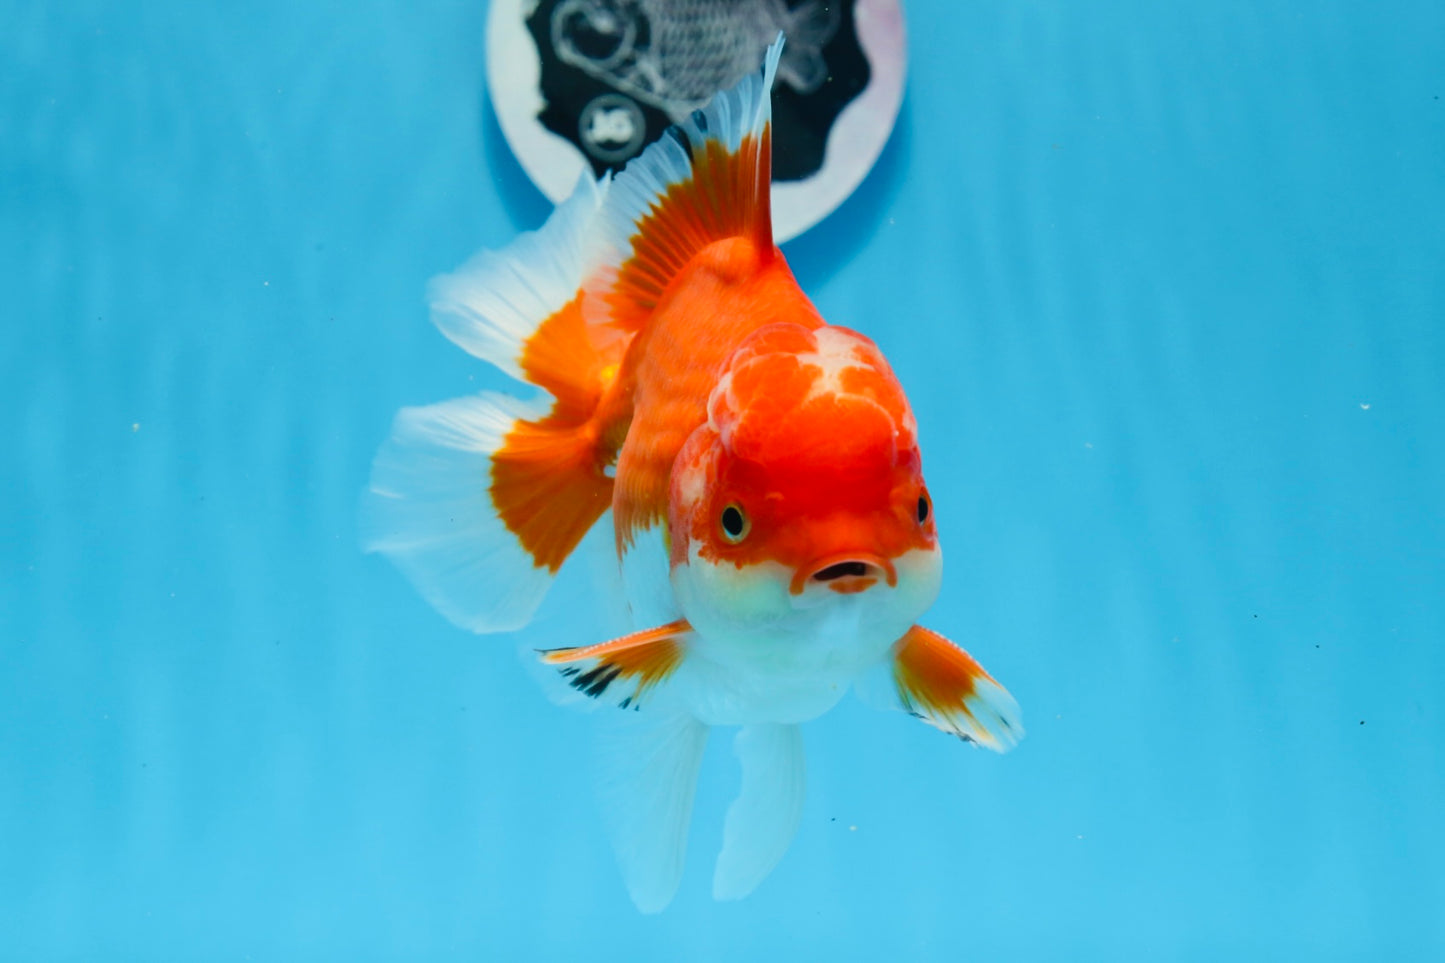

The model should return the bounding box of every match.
[789,552,897,598]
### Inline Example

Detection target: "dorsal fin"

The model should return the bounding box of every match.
[588,36,784,335]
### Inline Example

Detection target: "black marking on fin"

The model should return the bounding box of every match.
[572,663,623,699]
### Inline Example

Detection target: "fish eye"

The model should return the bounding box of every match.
[917,492,931,524]
[720,503,749,543]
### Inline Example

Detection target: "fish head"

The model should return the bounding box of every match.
[667,323,942,647]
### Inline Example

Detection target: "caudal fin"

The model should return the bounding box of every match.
[428,173,608,381]
[362,175,621,632]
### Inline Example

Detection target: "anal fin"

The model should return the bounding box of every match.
[893,626,1024,752]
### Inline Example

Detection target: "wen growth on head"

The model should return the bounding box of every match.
[363,38,1022,912]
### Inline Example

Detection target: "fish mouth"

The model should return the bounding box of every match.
[790,554,897,595]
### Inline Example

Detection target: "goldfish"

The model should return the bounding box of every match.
[363,38,1022,912]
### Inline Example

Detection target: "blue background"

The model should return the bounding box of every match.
[4,1,1443,959]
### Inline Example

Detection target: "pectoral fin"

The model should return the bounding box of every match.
[892,625,1024,752]
[539,619,691,710]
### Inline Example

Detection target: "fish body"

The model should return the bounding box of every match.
[364,39,1021,912]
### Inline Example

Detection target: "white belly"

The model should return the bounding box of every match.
[668,547,943,726]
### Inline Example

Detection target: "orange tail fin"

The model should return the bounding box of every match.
[490,294,617,574]
[363,176,624,633]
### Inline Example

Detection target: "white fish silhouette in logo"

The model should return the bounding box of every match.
[551,0,839,121]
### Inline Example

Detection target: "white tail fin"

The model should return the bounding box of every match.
[361,393,556,632]
[428,172,606,380]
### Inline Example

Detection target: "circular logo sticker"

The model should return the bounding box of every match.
[577,92,647,162]
[486,0,907,241]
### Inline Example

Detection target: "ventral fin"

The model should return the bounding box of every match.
[893,626,1024,752]
[713,723,805,902]
[592,709,709,913]
[540,619,691,710]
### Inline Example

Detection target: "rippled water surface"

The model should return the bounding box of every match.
[4,1,1442,958]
